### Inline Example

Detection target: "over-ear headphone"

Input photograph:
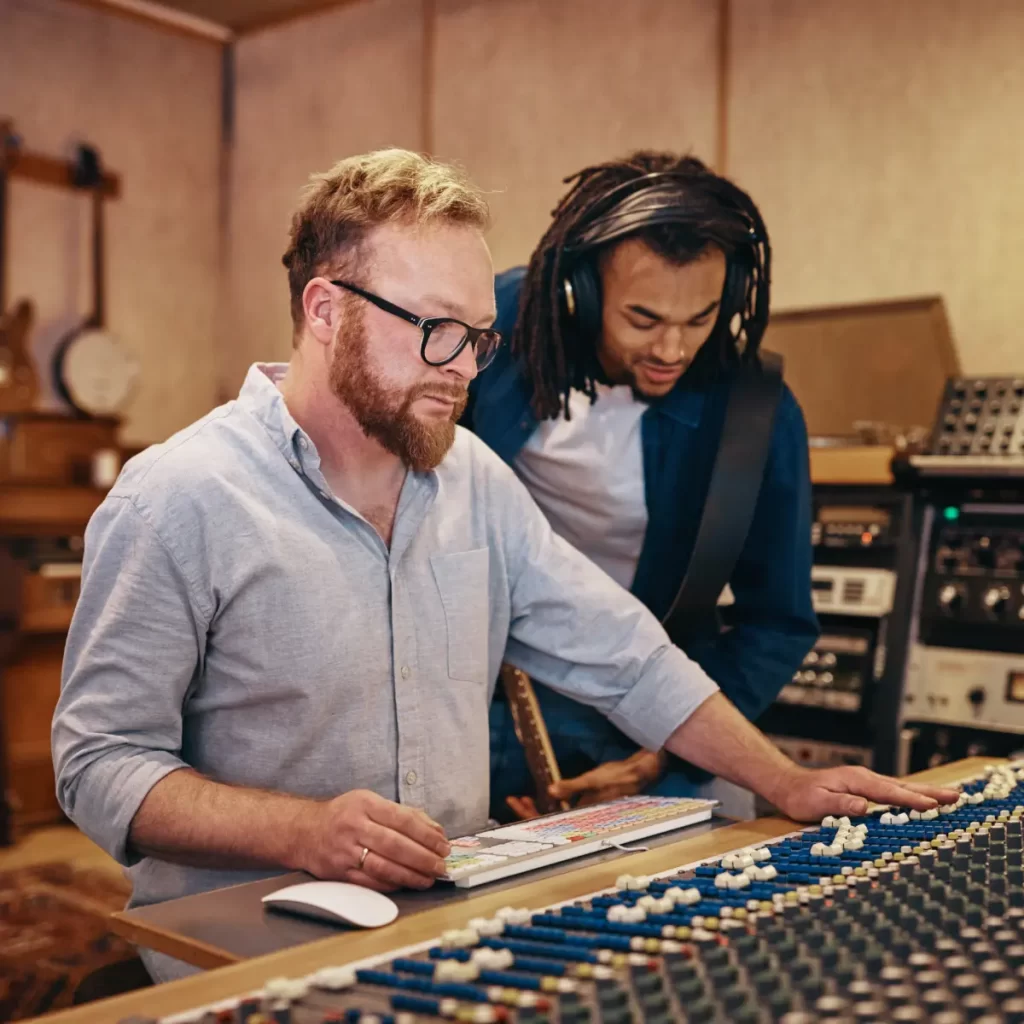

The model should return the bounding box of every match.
[559,171,765,358]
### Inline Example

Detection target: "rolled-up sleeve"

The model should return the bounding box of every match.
[52,495,206,866]
[497,464,719,752]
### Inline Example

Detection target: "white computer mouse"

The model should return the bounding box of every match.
[261,881,399,928]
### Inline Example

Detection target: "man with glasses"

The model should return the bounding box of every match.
[53,148,955,984]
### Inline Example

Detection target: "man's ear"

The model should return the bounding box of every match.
[302,278,338,347]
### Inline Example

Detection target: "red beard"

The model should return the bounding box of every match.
[328,308,467,472]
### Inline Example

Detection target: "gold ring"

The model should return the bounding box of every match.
[358,846,370,870]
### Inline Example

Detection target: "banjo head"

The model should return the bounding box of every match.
[57,326,139,416]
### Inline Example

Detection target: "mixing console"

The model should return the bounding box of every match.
[131,764,1024,1024]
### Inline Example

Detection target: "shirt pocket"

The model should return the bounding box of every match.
[430,548,490,684]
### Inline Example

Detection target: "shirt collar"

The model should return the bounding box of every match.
[236,362,306,461]
[654,383,706,428]
[234,364,439,511]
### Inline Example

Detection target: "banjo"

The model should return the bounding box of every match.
[53,144,139,418]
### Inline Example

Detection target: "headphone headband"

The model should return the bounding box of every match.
[566,174,760,256]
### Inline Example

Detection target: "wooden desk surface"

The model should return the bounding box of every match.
[34,758,989,1024]
[109,817,738,970]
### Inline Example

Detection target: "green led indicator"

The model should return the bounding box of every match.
[943,506,960,521]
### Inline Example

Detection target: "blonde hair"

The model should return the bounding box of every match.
[282,148,490,331]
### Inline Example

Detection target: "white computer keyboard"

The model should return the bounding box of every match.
[440,795,717,887]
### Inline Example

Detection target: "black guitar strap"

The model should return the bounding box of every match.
[661,350,785,646]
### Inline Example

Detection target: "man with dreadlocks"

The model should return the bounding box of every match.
[466,151,820,820]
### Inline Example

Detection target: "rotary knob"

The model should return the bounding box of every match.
[976,540,996,568]
[939,583,965,615]
[983,585,1011,619]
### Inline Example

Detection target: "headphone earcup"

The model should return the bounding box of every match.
[721,260,743,336]
[720,254,755,345]
[563,260,603,344]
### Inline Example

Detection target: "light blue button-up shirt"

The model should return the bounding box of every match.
[52,363,718,928]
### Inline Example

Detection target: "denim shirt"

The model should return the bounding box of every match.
[467,268,820,725]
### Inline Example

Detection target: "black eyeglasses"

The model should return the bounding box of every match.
[330,280,502,371]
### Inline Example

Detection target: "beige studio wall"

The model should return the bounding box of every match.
[225,0,719,387]
[224,0,426,389]
[226,0,1024,399]
[0,0,223,444]
[7,0,1021,435]
[431,0,721,274]
[728,0,1024,375]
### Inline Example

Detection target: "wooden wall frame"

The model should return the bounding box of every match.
[1,130,121,199]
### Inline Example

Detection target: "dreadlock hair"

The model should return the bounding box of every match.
[514,151,772,420]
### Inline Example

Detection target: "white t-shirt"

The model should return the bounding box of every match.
[514,385,648,589]
[514,383,757,817]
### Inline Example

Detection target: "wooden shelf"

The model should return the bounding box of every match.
[19,568,81,635]
[0,484,105,535]
[7,147,120,198]
[1,635,66,835]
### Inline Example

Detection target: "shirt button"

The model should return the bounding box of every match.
[405,770,417,786]
[400,665,410,679]
[298,437,308,450]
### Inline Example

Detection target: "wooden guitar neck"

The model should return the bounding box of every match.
[499,664,570,815]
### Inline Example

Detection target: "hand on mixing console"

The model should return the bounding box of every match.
[665,691,962,825]
[298,789,451,891]
[774,764,962,822]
